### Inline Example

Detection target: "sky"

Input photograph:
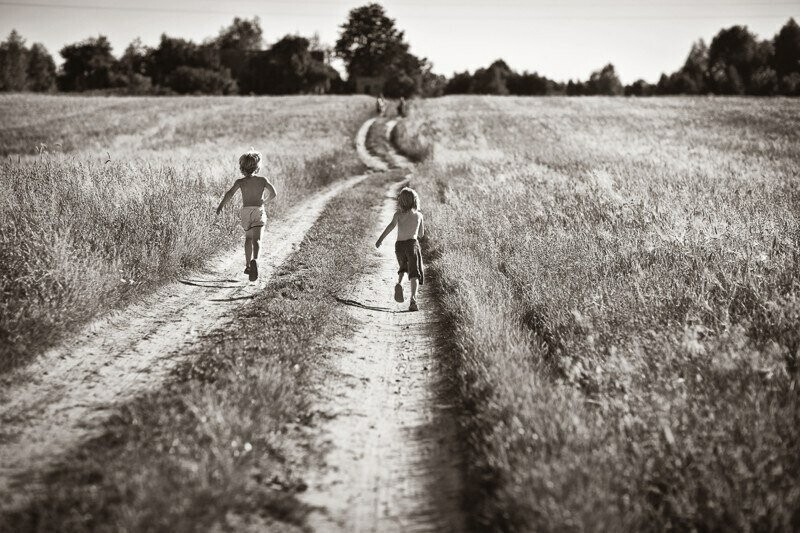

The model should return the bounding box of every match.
[0,0,797,84]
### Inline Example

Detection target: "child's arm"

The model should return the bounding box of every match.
[419,213,425,238]
[264,177,277,202]
[216,180,241,215]
[375,212,398,248]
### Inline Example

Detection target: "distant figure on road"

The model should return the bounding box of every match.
[375,187,425,311]
[397,96,408,117]
[376,94,386,116]
[216,149,277,281]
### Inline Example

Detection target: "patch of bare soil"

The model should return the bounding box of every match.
[300,160,464,529]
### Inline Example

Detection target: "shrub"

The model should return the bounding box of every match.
[166,66,238,95]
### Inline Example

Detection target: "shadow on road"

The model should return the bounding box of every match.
[334,296,410,313]
[178,279,244,289]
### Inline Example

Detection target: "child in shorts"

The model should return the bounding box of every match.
[215,150,277,281]
[375,187,425,311]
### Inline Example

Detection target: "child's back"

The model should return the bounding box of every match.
[395,209,423,241]
[238,175,270,207]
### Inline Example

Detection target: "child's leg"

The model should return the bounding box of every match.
[251,226,262,260]
[409,277,418,301]
[394,271,405,302]
[244,234,253,265]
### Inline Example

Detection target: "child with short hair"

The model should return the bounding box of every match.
[375,187,425,311]
[216,150,277,281]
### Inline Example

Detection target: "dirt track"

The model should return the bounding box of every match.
[0,173,372,506]
[0,117,464,531]
[302,120,464,532]
[0,120,391,508]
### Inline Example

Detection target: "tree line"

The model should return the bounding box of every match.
[0,18,343,95]
[444,18,800,97]
[443,60,625,96]
[1,4,798,97]
[0,4,439,97]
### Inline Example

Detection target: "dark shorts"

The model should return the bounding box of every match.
[395,239,424,284]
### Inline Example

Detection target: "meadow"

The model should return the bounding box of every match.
[0,94,371,372]
[2,93,799,531]
[402,96,800,530]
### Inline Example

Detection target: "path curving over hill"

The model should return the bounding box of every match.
[301,119,465,532]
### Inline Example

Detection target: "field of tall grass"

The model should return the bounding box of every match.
[0,95,371,372]
[403,96,800,530]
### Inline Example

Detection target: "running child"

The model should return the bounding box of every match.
[216,149,277,281]
[376,93,386,116]
[375,187,425,311]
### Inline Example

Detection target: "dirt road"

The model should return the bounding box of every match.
[0,118,464,531]
[301,128,464,532]
[0,121,388,508]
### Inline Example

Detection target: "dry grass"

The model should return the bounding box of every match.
[0,94,372,372]
[389,119,433,162]
[406,96,800,531]
[1,172,398,532]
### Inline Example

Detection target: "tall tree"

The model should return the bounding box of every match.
[58,36,117,91]
[773,18,800,78]
[419,59,446,97]
[264,35,315,94]
[118,38,149,76]
[707,25,763,92]
[0,30,29,91]
[215,16,263,51]
[383,51,425,97]
[681,40,709,93]
[656,42,709,96]
[116,38,152,93]
[26,43,56,91]
[586,63,623,95]
[335,3,409,78]
[472,59,512,95]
